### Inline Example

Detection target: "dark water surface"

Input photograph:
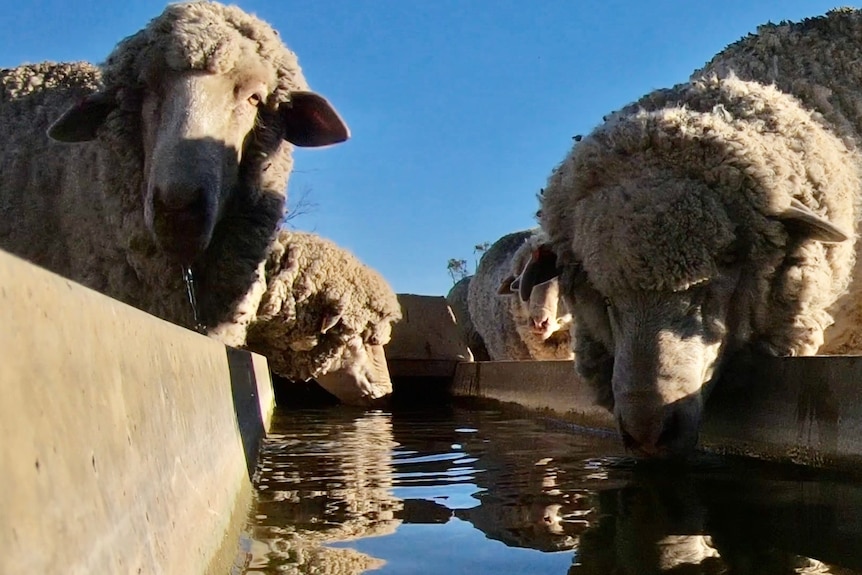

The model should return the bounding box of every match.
[238,401,862,574]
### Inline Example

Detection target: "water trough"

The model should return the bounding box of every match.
[5,249,862,574]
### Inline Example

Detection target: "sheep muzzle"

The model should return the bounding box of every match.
[145,139,225,264]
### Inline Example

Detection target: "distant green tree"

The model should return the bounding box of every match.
[447,258,469,285]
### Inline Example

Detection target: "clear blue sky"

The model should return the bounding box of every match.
[1,1,851,295]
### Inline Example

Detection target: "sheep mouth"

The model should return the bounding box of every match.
[530,320,559,339]
[150,205,215,264]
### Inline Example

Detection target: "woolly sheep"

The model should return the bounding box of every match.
[467,229,574,361]
[244,230,402,405]
[446,276,491,361]
[540,8,862,458]
[0,2,348,349]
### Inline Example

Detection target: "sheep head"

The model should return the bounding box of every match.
[498,243,571,340]
[46,1,349,264]
[315,335,394,406]
[558,176,849,459]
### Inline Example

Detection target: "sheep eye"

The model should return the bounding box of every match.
[603,296,612,308]
[248,93,262,106]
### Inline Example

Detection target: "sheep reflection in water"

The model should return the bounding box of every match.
[244,409,598,572]
[246,412,402,574]
[569,470,847,575]
[455,455,594,552]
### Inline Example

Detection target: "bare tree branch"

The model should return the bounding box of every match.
[473,241,490,270]
[284,185,319,227]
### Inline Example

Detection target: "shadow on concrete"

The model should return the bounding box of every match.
[268,373,456,410]
[226,347,266,481]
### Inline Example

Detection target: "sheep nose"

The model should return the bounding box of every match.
[618,411,682,457]
[153,183,207,213]
[532,317,549,330]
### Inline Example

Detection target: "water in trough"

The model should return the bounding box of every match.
[237,400,862,574]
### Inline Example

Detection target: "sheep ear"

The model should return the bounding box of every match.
[778,198,850,243]
[518,248,560,302]
[497,274,518,295]
[47,92,116,142]
[280,91,350,147]
[319,313,342,334]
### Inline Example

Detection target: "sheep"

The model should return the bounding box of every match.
[0,2,348,351]
[540,7,862,458]
[446,276,491,361]
[243,230,403,405]
[467,229,574,361]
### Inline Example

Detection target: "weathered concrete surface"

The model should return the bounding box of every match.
[0,249,273,575]
[700,354,862,468]
[386,294,471,378]
[452,355,862,469]
[452,360,614,429]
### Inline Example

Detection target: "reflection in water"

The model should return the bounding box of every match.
[244,410,402,574]
[240,404,862,575]
[572,471,719,574]
[570,464,861,575]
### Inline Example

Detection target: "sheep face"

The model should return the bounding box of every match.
[140,70,261,262]
[48,70,348,264]
[499,245,570,340]
[562,181,743,458]
[314,336,393,405]
[598,279,738,459]
[139,72,347,263]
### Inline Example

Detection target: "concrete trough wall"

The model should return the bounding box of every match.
[7,265,860,573]
[385,294,471,379]
[0,249,274,575]
[384,294,471,402]
[451,356,862,469]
